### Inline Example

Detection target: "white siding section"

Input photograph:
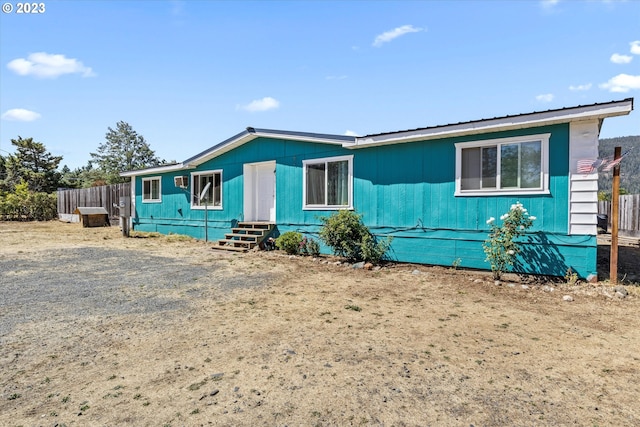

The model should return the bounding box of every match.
[568,120,600,235]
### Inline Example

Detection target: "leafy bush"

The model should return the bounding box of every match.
[275,231,303,255]
[483,201,536,280]
[318,210,392,263]
[0,181,57,221]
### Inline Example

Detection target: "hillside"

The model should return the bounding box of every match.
[598,135,640,194]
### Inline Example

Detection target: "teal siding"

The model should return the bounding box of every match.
[132,123,597,278]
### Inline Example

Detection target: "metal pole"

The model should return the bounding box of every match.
[609,146,621,284]
[198,182,211,243]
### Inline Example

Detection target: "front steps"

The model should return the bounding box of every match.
[212,222,274,252]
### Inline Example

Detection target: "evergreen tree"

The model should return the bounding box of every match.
[90,121,164,184]
[2,137,62,193]
[0,155,7,192]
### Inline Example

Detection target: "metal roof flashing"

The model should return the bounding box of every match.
[351,98,633,148]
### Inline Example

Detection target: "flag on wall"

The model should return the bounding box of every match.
[577,159,598,174]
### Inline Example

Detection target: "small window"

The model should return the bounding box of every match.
[455,134,549,196]
[142,177,161,203]
[303,155,353,209]
[191,171,222,209]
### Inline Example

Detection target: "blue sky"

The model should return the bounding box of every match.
[1,0,638,169]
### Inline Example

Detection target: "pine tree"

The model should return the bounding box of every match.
[90,121,164,184]
[2,136,62,193]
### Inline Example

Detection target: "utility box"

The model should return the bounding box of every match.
[597,214,608,234]
[118,196,131,237]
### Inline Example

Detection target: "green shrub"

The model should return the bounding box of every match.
[275,231,303,255]
[318,210,392,263]
[0,181,57,221]
[360,232,393,265]
[483,201,536,280]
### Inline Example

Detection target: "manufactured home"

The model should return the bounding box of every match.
[121,98,634,279]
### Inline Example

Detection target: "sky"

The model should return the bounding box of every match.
[1,0,639,170]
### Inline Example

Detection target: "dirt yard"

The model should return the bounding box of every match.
[1,221,639,426]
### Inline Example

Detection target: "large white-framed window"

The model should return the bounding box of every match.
[303,155,353,210]
[455,134,550,196]
[191,170,222,209]
[142,177,162,203]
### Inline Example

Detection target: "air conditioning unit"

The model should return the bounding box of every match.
[174,175,189,188]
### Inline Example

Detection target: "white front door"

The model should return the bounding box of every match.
[244,161,275,222]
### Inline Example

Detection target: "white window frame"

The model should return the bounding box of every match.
[302,155,353,210]
[455,134,550,196]
[142,176,162,203]
[191,170,223,210]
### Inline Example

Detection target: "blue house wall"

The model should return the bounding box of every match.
[132,123,595,278]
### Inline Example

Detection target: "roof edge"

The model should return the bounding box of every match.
[352,98,634,148]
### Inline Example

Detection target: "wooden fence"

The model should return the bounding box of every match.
[57,183,131,222]
[598,194,640,233]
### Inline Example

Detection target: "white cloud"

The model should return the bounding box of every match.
[344,130,359,137]
[1,108,42,121]
[541,0,559,9]
[7,52,95,78]
[536,94,554,102]
[238,97,280,112]
[631,41,640,55]
[569,83,592,91]
[611,53,633,64]
[599,74,640,92]
[372,25,424,47]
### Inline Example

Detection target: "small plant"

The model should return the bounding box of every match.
[483,201,536,280]
[345,304,362,312]
[299,236,321,256]
[8,393,21,400]
[451,258,462,270]
[565,268,579,285]
[275,231,303,255]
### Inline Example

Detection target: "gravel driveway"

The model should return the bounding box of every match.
[0,246,273,339]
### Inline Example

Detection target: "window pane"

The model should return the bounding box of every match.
[461,147,480,190]
[143,180,151,200]
[213,173,221,206]
[500,144,519,188]
[306,163,325,205]
[201,175,213,205]
[520,141,541,188]
[327,160,348,205]
[151,180,160,200]
[481,146,497,188]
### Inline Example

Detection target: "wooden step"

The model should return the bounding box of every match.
[231,228,265,235]
[211,244,247,252]
[225,233,260,241]
[237,222,272,230]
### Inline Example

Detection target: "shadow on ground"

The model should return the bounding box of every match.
[597,243,640,283]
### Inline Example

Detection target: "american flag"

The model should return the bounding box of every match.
[577,159,597,174]
[601,149,632,172]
